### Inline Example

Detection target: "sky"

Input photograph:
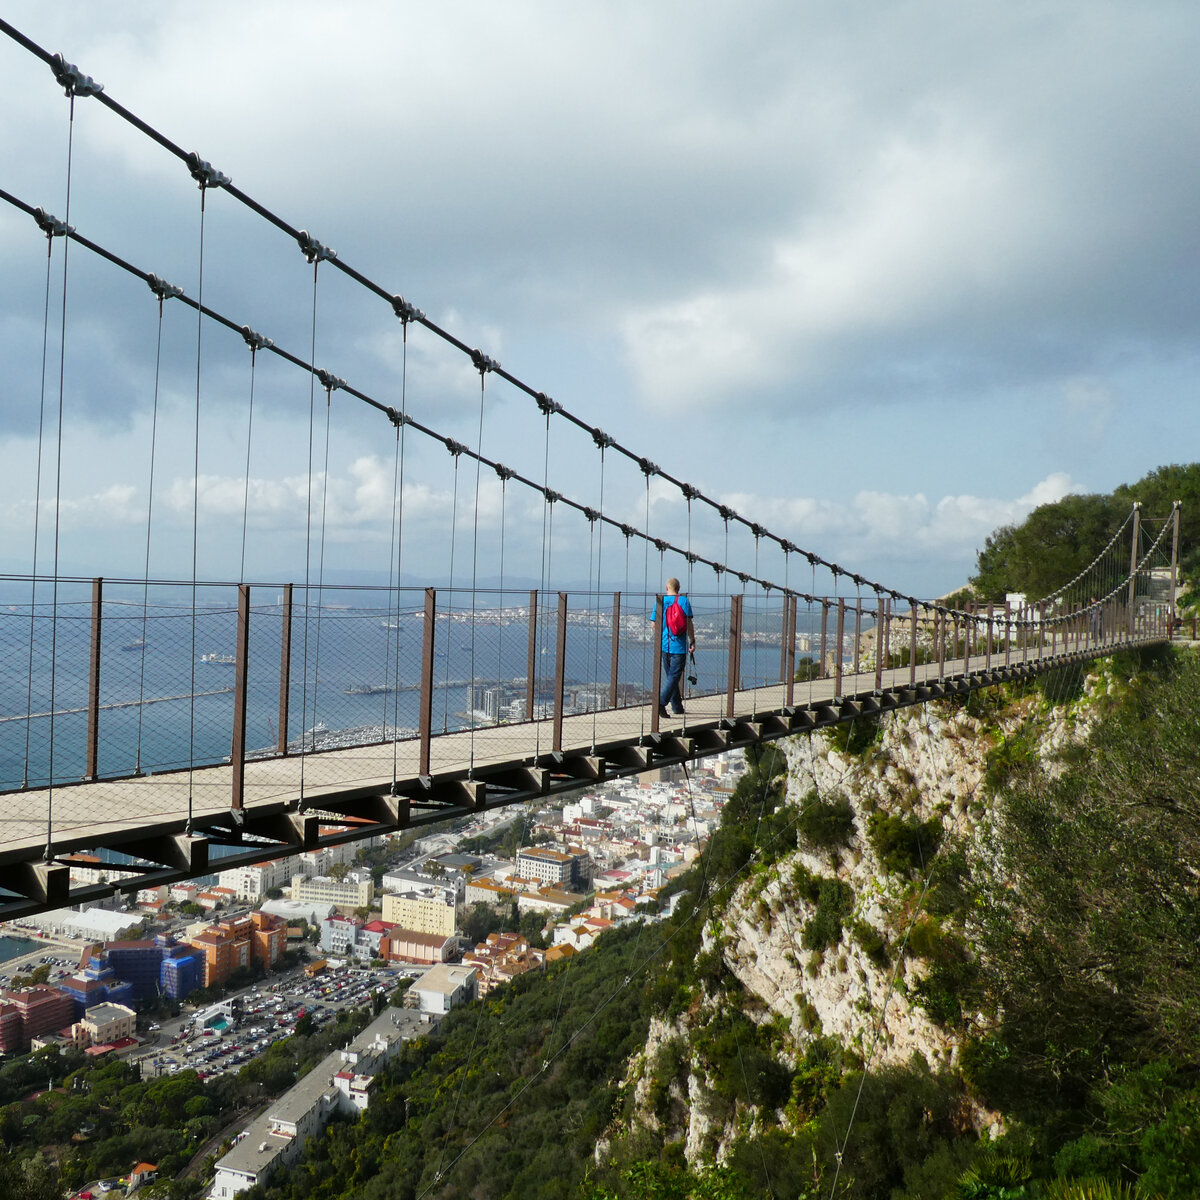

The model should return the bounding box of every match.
[1,1,1197,601]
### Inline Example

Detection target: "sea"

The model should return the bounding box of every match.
[0,934,36,966]
[0,583,816,793]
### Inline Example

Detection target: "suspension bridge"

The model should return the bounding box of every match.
[0,20,1182,920]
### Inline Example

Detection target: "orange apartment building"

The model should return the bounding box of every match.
[187,911,286,988]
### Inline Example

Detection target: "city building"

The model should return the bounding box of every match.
[380,888,456,937]
[290,874,373,910]
[0,986,76,1053]
[75,1001,136,1048]
[210,1008,432,1199]
[414,964,478,1014]
[516,845,591,891]
[462,934,544,996]
[380,929,455,966]
[187,912,286,988]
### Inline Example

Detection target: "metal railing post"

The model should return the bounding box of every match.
[553,593,568,752]
[834,598,845,698]
[85,578,103,781]
[785,594,797,707]
[652,595,664,731]
[820,602,829,679]
[1169,500,1182,630]
[277,584,293,755]
[419,588,436,776]
[609,592,621,708]
[874,597,885,691]
[852,603,862,678]
[963,606,972,676]
[525,589,538,724]
[909,599,918,685]
[1004,601,1012,667]
[231,584,250,811]
[1127,502,1141,638]
[725,594,742,719]
[985,602,994,670]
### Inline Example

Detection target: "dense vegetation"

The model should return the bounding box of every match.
[971,462,1200,602]
[0,1006,374,1200]
[5,646,1199,1196]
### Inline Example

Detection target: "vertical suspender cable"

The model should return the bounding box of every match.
[44,92,78,847]
[310,380,333,760]
[299,261,319,796]
[135,290,168,774]
[443,450,461,733]
[534,409,552,753]
[390,318,410,781]
[25,199,57,788]
[185,182,211,829]
[467,368,487,773]
[238,343,259,584]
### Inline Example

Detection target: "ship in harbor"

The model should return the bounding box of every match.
[199,652,236,664]
[344,682,397,696]
[121,638,147,652]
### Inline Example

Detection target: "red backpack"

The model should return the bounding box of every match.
[665,598,688,636]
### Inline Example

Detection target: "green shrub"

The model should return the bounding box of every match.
[796,791,857,851]
[867,812,943,875]
[827,715,882,756]
[802,878,854,952]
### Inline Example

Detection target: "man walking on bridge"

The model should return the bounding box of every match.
[654,578,695,718]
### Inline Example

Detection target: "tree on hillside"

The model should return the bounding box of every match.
[971,463,1200,602]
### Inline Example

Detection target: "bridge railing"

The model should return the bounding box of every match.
[0,570,1178,801]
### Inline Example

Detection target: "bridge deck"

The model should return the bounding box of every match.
[0,635,1136,877]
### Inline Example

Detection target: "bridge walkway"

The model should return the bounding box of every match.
[0,628,1157,918]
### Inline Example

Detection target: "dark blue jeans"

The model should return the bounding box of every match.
[660,652,686,713]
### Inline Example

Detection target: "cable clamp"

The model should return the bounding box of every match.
[681,483,700,501]
[805,552,819,567]
[33,208,74,239]
[638,457,658,477]
[240,325,273,352]
[737,572,750,586]
[685,552,698,565]
[471,349,500,375]
[713,563,725,576]
[391,295,424,324]
[544,488,561,505]
[535,392,561,416]
[186,152,230,190]
[592,429,614,450]
[583,507,599,524]
[493,463,514,481]
[718,505,734,522]
[654,538,668,553]
[317,369,346,393]
[445,439,466,458]
[50,54,103,97]
[620,523,635,540]
[750,523,764,539]
[147,274,184,301]
[298,230,337,263]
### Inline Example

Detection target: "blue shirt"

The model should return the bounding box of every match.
[652,594,693,654]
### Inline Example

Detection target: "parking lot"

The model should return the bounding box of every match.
[142,962,420,1080]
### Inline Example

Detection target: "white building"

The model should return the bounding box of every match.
[210,1008,432,1200]
[414,964,478,1015]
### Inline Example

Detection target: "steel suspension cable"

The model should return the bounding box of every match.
[43,89,80,851]
[390,317,412,779]
[184,181,214,829]
[443,450,461,734]
[24,197,59,789]
[467,366,488,773]
[135,289,169,774]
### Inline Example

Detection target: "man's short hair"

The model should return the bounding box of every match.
[665,577,681,593]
